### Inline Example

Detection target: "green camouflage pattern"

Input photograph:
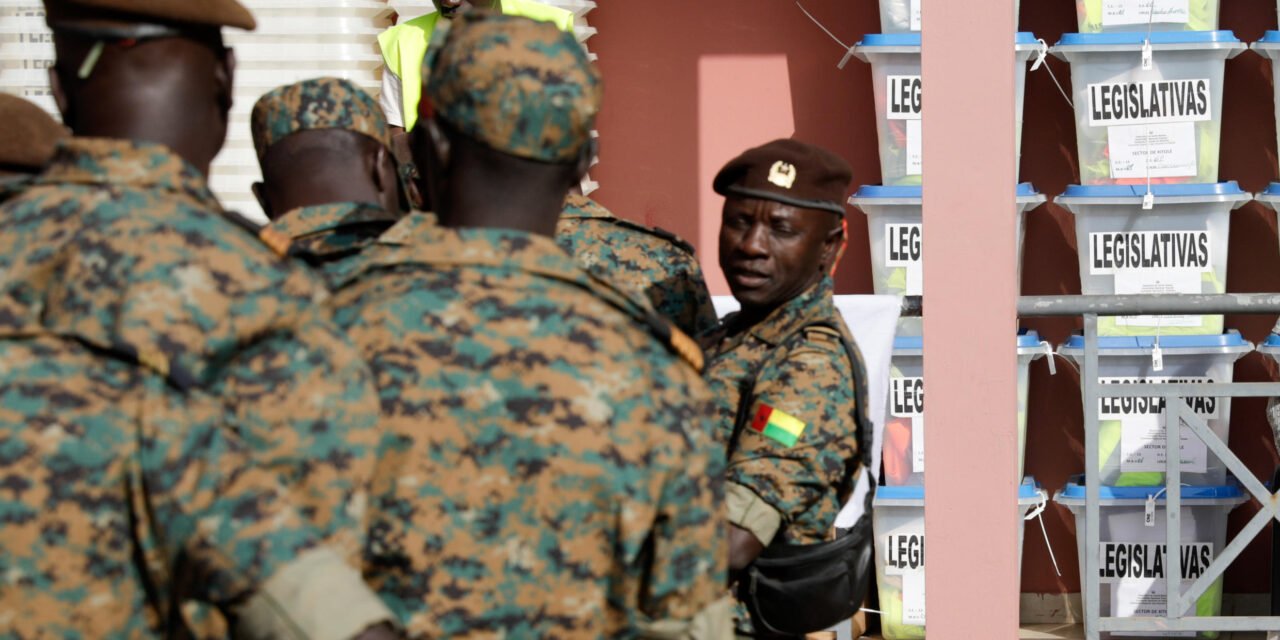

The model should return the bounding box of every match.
[270,201,400,290]
[556,194,718,338]
[251,77,392,158]
[702,277,865,633]
[0,175,33,204]
[0,138,383,631]
[328,212,729,637]
[0,335,322,637]
[424,11,601,162]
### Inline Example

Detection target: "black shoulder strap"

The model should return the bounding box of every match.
[726,320,872,472]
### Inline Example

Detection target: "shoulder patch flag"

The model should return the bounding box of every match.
[751,404,806,448]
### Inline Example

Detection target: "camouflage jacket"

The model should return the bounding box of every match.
[329,212,732,638]
[0,138,388,637]
[556,195,718,338]
[270,201,400,290]
[703,277,866,547]
[0,174,32,204]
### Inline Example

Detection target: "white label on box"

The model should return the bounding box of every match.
[883,530,925,576]
[1112,580,1197,637]
[887,75,922,121]
[911,415,925,473]
[1107,122,1199,179]
[1088,231,1212,276]
[906,119,923,176]
[1088,80,1211,127]
[909,0,921,30]
[1112,269,1204,328]
[1098,542,1214,582]
[1118,412,1209,473]
[1101,0,1191,27]
[885,223,923,296]
[891,377,924,417]
[1098,377,1219,420]
[902,569,927,626]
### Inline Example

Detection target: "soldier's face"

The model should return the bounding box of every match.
[719,197,840,312]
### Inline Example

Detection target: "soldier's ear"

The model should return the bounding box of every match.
[214,47,236,115]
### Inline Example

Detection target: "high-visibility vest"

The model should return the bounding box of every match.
[378,0,575,130]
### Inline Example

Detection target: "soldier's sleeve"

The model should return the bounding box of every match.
[137,384,395,640]
[214,308,382,556]
[673,254,719,338]
[637,373,734,639]
[725,330,858,545]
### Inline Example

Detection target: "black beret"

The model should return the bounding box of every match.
[0,94,66,171]
[44,0,256,31]
[713,138,853,216]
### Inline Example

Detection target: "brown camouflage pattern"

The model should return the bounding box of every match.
[327,212,728,637]
[251,77,393,160]
[424,11,601,162]
[556,194,718,338]
[271,201,400,290]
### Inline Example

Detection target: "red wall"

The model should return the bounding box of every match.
[589,0,1280,596]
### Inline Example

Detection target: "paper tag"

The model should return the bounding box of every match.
[1107,123,1199,180]
[1141,41,1153,71]
[911,414,925,473]
[906,119,923,176]
[902,569,926,626]
[1151,343,1164,372]
[1118,412,1209,474]
[1112,269,1204,328]
[1144,495,1157,527]
[1101,0,1191,27]
[1142,191,1155,210]
[909,0,921,31]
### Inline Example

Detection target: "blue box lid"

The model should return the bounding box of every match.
[1258,30,1280,44]
[1056,30,1241,46]
[1263,334,1280,348]
[859,32,1037,47]
[1262,183,1280,197]
[851,183,1041,200]
[1064,331,1248,350]
[879,479,1042,501]
[894,330,1042,351]
[1060,480,1242,500]
[1061,182,1245,199]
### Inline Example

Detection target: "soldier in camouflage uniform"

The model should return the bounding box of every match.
[556,194,719,337]
[0,93,65,203]
[330,12,732,638]
[700,139,869,636]
[251,77,405,289]
[0,1,395,637]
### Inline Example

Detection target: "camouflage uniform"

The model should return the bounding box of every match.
[702,277,866,633]
[0,93,66,204]
[252,77,400,289]
[331,12,732,638]
[0,138,390,637]
[556,194,718,338]
[333,214,728,638]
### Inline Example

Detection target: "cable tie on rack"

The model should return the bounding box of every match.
[795,1,858,69]
[1035,39,1074,108]
[1040,341,1057,375]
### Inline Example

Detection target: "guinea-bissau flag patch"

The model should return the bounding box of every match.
[750,404,806,448]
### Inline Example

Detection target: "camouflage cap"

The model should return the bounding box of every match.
[422,10,601,163]
[0,94,67,171]
[251,77,392,161]
[43,0,256,30]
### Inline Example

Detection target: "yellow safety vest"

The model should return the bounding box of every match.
[378,0,575,130]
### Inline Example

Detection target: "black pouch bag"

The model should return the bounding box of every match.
[728,320,876,637]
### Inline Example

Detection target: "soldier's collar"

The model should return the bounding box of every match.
[560,193,613,220]
[39,137,220,211]
[272,201,397,241]
[743,277,837,347]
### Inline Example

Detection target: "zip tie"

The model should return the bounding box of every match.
[1024,493,1062,577]
[1040,341,1058,375]
[795,1,857,69]
[860,607,883,616]
[1035,39,1074,108]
